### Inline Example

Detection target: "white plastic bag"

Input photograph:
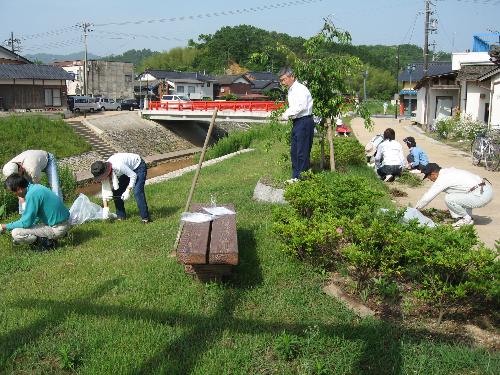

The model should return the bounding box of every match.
[69,193,116,225]
[180,212,214,223]
[402,207,436,228]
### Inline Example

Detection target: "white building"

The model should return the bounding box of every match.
[54,60,134,99]
[139,70,215,100]
[479,67,500,129]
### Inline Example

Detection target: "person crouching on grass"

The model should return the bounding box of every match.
[91,153,151,224]
[0,174,70,250]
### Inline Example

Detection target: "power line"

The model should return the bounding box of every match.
[18,25,80,41]
[93,30,185,42]
[93,0,325,27]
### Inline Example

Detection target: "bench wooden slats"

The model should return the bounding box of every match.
[177,220,210,264]
[176,203,238,281]
[209,204,238,265]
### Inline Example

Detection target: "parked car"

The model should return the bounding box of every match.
[70,96,100,113]
[120,99,140,111]
[94,97,121,111]
[160,94,192,109]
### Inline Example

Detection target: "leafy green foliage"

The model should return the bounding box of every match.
[435,114,487,142]
[274,332,302,361]
[189,25,306,73]
[397,170,423,187]
[311,137,366,169]
[137,47,198,73]
[100,49,158,70]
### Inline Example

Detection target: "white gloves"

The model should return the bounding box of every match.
[121,188,131,201]
[102,207,110,220]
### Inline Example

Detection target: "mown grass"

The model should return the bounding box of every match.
[0,127,498,374]
[0,115,91,165]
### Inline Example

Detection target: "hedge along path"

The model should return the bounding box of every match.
[351,117,499,249]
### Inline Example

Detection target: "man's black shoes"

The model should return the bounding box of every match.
[31,237,58,252]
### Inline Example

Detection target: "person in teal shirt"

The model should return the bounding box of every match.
[0,174,70,249]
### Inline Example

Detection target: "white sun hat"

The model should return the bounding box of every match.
[2,162,19,178]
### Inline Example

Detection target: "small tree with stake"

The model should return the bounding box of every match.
[254,19,372,171]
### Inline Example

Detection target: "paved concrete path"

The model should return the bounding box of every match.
[352,117,498,249]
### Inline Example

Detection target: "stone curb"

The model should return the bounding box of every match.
[145,149,255,186]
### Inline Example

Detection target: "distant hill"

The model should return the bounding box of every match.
[25,51,101,64]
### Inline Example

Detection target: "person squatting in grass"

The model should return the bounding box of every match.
[91,153,151,224]
[2,149,62,213]
[278,67,314,182]
[415,163,494,227]
[403,136,429,172]
[0,174,70,249]
[374,128,405,182]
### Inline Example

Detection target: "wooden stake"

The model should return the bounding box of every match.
[327,117,336,171]
[172,108,219,254]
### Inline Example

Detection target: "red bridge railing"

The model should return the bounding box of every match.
[148,100,284,112]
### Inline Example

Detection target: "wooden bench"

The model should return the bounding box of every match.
[177,204,238,282]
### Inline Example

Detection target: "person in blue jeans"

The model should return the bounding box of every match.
[403,136,429,172]
[91,153,151,223]
[279,67,314,182]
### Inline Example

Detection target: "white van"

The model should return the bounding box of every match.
[71,96,100,113]
[94,97,121,111]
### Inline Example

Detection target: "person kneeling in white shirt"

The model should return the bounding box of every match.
[374,128,405,182]
[415,163,494,227]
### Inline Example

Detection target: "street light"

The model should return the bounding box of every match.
[407,64,416,118]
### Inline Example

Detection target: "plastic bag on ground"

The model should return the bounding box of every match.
[69,193,116,225]
[402,207,436,227]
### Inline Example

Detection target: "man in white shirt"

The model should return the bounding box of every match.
[90,153,151,223]
[279,67,314,180]
[415,163,494,227]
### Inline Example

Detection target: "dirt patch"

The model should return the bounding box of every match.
[323,272,500,350]
[390,188,408,197]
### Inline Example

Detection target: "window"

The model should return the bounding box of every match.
[188,86,195,94]
[207,82,211,87]
[44,89,62,106]
[177,85,184,93]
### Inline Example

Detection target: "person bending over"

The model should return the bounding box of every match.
[374,128,405,182]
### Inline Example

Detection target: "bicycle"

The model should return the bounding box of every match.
[471,131,500,171]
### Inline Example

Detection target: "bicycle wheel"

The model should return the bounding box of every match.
[471,137,483,166]
[485,142,500,171]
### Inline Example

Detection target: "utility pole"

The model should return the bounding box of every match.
[423,0,431,75]
[4,32,21,53]
[78,22,93,96]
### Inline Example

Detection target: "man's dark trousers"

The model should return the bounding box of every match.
[291,115,315,179]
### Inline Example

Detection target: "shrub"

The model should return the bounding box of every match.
[283,171,385,219]
[311,137,366,169]
[434,114,487,142]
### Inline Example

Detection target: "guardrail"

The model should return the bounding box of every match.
[148,100,284,112]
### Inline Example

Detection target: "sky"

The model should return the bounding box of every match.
[1,0,499,58]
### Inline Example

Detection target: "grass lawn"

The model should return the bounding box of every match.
[0,130,498,374]
[0,115,91,165]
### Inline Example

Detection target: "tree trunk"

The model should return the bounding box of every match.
[320,128,325,170]
[327,118,335,171]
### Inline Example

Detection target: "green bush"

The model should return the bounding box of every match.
[274,168,499,320]
[311,137,366,169]
[434,114,487,142]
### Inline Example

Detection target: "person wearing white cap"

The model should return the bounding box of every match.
[2,150,62,213]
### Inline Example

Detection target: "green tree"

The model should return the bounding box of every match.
[100,49,158,70]
[136,47,198,73]
[189,25,306,73]
[255,20,372,171]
